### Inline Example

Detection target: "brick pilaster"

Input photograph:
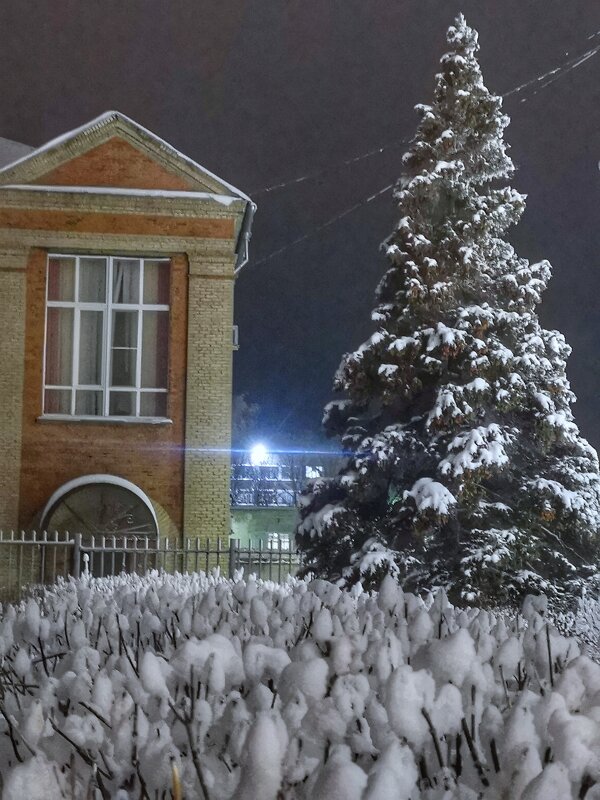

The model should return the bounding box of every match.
[0,248,28,529]
[183,252,235,540]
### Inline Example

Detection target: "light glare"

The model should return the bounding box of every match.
[250,442,269,465]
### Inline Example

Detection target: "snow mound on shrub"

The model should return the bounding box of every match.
[0,570,597,798]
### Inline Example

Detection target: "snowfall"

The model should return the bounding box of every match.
[1,573,600,798]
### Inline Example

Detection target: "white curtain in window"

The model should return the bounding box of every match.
[113,259,140,304]
[79,258,106,303]
[46,307,73,386]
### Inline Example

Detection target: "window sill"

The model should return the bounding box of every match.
[37,415,173,426]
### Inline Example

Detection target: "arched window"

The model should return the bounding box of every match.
[40,475,159,538]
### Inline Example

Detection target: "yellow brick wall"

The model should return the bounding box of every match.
[0,249,28,530]
[0,233,239,548]
[18,250,189,533]
[0,148,243,557]
[184,253,235,541]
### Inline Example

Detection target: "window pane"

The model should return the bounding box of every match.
[79,311,103,385]
[75,390,103,415]
[111,349,137,387]
[47,257,75,301]
[109,391,136,416]
[143,260,170,304]
[79,257,106,302]
[45,307,73,385]
[113,259,140,304]
[44,389,71,414]
[112,310,138,347]
[141,311,168,388]
[140,392,167,417]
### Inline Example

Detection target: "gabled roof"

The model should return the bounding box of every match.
[0,136,33,169]
[0,111,250,202]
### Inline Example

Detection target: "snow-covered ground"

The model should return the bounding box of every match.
[0,571,599,799]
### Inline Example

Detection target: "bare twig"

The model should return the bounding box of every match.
[461,717,489,787]
[78,701,112,730]
[546,624,555,688]
[454,732,462,777]
[116,617,139,678]
[421,707,444,769]
[48,718,112,783]
[0,706,24,762]
[37,637,49,677]
[490,738,501,773]
[169,701,210,800]
[31,651,68,666]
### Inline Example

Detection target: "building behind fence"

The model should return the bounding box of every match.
[0,531,301,603]
[230,448,343,551]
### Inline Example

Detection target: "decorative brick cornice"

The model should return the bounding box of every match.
[0,186,246,221]
[0,247,28,271]
[0,229,237,261]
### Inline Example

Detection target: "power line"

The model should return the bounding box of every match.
[247,26,600,269]
[251,182,394,268]
[250,26,600,201]
[504,28,600,101]
[250,139,406,197]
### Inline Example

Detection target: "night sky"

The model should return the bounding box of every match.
[1,1,600,449]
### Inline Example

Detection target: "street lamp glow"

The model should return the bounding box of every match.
[249,442,269,465]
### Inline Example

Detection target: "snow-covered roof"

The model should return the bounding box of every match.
[0,110,251,202]
[0,136,33,169]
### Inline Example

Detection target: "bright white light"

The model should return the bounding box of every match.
[250,443,269,465]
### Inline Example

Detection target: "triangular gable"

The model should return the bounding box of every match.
[0,111,250,200]
[31,137,197,191]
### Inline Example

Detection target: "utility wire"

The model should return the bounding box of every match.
[248,26,600,269]
[251,139,406,197]
[250,183,394,268]
[250,26,600,201]
[504,28,600,101]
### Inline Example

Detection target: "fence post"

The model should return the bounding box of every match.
[72,533,81,580]
[228,538,240,579]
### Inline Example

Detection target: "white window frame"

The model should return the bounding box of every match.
[42,253,170,422]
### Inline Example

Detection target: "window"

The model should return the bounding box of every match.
[267,533,291,551]
[260,466,279,481]
[44,255,170,419]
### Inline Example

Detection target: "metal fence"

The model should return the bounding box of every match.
[0,531,302,603]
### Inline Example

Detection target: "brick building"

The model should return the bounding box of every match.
[0,111,255,545]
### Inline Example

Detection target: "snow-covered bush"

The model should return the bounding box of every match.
[0,571,599,798]
[554,592,600,665]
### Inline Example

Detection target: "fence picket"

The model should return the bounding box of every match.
[41,530,47,583]
[17,531,24,595]
[0,530,301,602]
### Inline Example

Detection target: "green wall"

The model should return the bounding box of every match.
[230,506,298,547]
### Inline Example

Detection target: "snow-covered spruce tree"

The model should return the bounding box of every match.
[297,15,600,608]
